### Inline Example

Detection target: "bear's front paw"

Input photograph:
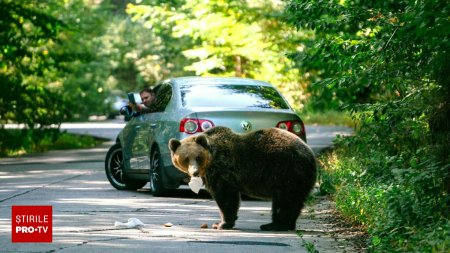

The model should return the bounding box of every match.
[212,222,235,230]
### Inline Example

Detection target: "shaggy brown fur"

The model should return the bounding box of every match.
[169,126,317,231]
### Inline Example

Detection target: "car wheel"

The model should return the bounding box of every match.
[105,143,147,190]
[150,147,170,196]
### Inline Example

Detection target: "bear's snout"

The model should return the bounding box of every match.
[188,164,199,177]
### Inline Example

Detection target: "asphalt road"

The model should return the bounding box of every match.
[0,122,353,253]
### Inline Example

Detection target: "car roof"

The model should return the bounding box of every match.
[165,76,273,87]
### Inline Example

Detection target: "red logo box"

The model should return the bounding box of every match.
[12,206,52,243]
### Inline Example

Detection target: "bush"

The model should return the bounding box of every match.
[319,122,450,252]
[0,129,101,157]
[284,1,450,251]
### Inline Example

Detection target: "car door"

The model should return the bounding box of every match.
[122,115,152,174]
[124,83,174,174]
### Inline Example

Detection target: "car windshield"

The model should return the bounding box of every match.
[179,84,290,109]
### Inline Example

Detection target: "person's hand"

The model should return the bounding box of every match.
[128,102,137,111]
[128,102,146,112]
[135,103,146,112]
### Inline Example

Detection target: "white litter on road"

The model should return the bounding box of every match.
[114,218,145,228]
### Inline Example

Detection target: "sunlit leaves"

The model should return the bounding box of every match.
[0,0,69,128]
[127,0,310,109]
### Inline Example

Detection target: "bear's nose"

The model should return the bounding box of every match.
[188,165,199,177]
[193,171,200,177]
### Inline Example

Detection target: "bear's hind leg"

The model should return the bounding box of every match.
[211,185,240,230]
[260,193,305,231]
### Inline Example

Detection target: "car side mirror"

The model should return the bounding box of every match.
[120,105,133,121]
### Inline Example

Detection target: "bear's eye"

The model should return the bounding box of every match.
[196,156,202,163]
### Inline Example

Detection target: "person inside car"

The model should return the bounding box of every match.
[127,87,158,114]
[122,87,157,120]
[133,87,156,113]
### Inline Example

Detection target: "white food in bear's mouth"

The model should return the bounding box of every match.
[188,177,203,194]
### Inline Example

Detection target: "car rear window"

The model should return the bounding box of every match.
[179,84,290,109]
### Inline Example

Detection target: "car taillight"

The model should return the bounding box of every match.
[180,118,214,134]
[276,120,305,136]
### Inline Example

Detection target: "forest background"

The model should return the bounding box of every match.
[1,0,449,252]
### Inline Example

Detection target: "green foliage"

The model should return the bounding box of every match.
[126,0,311,109]
[0,0,69,128]
[316,86,450,251]
[51,0,156,119]
[0,129,99,157]
[320,134,450,252]
[300,110,354,126]
[53,132,100,150]
[1,0,315,128]
[285,0,450,112]
[285,0,450,251]
[1,0,168,125]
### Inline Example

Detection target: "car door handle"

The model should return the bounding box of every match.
[149,123,157,129]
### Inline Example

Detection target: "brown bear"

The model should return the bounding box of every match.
[168,126,317,231]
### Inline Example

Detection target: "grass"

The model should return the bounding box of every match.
[296,231,320,253]
[298,110,355,126]
[0,129,104,157]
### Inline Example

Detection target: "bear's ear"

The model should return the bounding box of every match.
[168,138,181,152]
[195,135,209,150]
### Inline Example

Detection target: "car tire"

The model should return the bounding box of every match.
[150,147,170,196]
[105,143,147,190]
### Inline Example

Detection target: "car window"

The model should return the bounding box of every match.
[179,84,289,109]
[152,83,172,112]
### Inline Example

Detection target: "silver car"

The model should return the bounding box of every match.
[105,77,306,196]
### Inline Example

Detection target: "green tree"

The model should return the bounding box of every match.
[51,0,145,119]
[127,0,311,109]
[285,0,450,251]
[0,0,69,128]
[0,0,121,124]
[285,0,449,114]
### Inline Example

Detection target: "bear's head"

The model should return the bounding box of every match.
[168,135,211,177]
